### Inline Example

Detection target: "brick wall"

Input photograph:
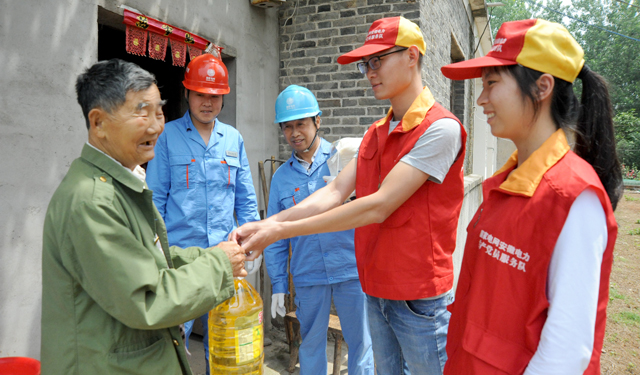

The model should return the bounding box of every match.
[277,0,477,170]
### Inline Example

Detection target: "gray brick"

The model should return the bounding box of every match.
[340,81,357,88]
[286,57,317,67]
[285,75,314,84]
[359,116,380,125]
[308,65,339,74]
[305,29,339,40]
[340,26,357,35]
[368,0,384,4]
[307,82,339,90]
[324,135,340,143]
[316,74,331,82]
[317,56,332,64]
[317,38,332,46]
[333,0,368,10]
[357,98,381,106]
[308,0,332,4]
[383,12,402,18]
[334,107,366,116]
[321,117,341,125]
[318,99,341,107]
[292,40,317,49]
[365,15,381,24]
[332,126,364,135]
[358,5,391,15]
[295,6,321,15]
[304,46,339,57]
[339,45,353,53]
[333,89,366,98]
[317,91,332,99]
[332,17,367,27]
[341,117,359,125]
[284,22,316,34]
[367,107,386,116]
[340,10,356,17]
[331,72,363,80]
[318,4,331,12]
[356,24,371,34]
[403,11,420,19]
[309,12,339,22]
[291,50,305,58]
[318,21,332,29]
[342,98,358,106]
[392,3,418,11]
[331,35,361,46]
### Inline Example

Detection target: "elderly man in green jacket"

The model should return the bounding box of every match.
[41,59,247,374]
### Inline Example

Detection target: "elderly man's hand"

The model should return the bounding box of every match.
[229,220,284,259]
[216,241,247,277]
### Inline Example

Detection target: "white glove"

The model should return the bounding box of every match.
[245,254,262,276]
[271,293,286,319]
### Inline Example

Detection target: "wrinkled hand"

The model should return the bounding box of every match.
[216,241,247,277]
[244,253,262,276]
[271,293,286,319]
[230,219,284,260]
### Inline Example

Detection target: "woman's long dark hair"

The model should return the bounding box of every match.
[502,64,623,210]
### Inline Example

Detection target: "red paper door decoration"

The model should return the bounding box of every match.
[123,9,218,67]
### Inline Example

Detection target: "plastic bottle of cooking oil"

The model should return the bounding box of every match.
[209,278,264,374]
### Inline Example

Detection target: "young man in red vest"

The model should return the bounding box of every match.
[232,17,466,374]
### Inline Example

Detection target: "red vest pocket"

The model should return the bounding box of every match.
[462,320,534,375]
[380,205,413,228]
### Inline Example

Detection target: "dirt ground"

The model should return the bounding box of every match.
[601,190,640,374]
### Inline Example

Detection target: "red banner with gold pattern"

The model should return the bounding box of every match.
[125,25,147,56]
[148,32,168,61]
[123,9,210,50]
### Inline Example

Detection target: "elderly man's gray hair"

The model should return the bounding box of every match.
[76,59,156,129]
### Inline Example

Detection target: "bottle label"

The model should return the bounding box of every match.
[234,312,263,364]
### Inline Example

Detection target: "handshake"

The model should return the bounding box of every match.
[218,217,283,277]
[215,240,263,278]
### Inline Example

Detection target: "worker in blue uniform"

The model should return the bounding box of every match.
[265,85,374,374]
[146,54,260,375]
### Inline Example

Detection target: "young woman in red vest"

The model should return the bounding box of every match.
[440,19,622,374]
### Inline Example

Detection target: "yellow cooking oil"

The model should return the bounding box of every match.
[209,278,264,374]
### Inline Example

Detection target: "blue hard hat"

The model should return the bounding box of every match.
[274,85,322,124]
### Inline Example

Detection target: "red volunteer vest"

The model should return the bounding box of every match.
[444,151,617,375]
[355,102,467,300]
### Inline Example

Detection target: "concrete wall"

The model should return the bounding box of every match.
[453,174,483,289]
[0,0,280,359]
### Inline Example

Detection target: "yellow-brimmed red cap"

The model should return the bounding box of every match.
[441,19,584,83]
[337,16,426,64]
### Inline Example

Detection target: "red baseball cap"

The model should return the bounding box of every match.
[441,19,584,83]
[337,16,426,65]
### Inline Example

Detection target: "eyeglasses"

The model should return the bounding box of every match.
[357,48,408,75]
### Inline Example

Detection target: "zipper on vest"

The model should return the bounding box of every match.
[473,208,483,228]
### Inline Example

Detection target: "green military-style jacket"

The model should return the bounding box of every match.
[41,144,235,374]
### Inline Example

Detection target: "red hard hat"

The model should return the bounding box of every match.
[183,54,230,95]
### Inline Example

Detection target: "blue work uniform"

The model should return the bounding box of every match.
[146,111,259,374]
[265,138,374,375]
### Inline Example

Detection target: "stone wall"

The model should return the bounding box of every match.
[277,0,477,169]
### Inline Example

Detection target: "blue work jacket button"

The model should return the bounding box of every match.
[324,253,328,257]
[329,277,334,281]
